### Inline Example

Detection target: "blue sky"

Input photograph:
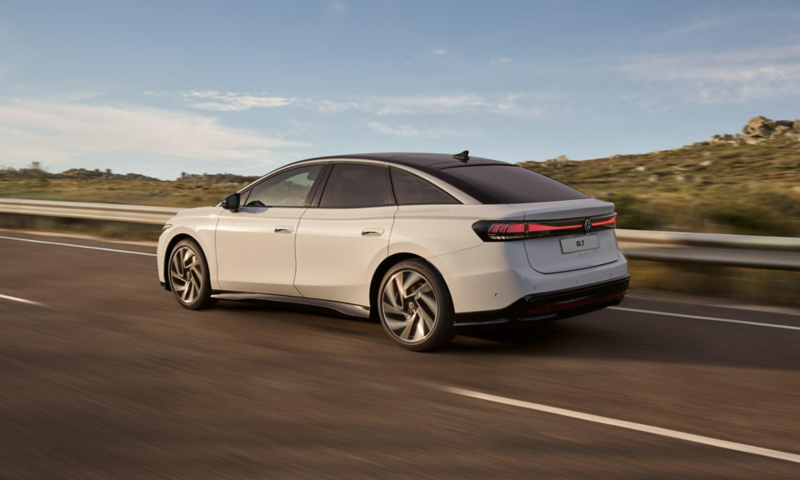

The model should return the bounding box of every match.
[2,0,800,179]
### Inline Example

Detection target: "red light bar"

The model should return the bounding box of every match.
[527,222,583,233]
[505,223,526,234]
[593,215,617,227]
[472,213,618,242]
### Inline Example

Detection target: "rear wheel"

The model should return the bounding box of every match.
[378,259,454,351]
[168,239,217,310]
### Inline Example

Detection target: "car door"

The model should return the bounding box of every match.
[294,162,398,307]
[215,163,326,296]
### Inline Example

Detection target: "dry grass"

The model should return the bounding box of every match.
[0,213,162,242]
[628,261,800,307]
[0,177,247,208]
[520,136,800,236]
[3,133,800,236]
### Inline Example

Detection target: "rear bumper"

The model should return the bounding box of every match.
[454,276,629,329]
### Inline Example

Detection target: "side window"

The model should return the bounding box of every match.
[319,164,395,208]
[390,167,459,205]
[243,165,324,208]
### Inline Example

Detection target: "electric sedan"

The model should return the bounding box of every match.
[157,152,629,351]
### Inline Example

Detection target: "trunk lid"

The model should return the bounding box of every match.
[510,199,620,274]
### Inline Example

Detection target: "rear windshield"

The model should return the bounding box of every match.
[440,165,588,204]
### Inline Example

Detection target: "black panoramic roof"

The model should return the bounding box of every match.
[300,152,510,170]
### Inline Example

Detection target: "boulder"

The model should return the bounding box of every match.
[774,120,794,128]
[648,174,660,182]
[634,166,648,172]
[742,116,774,137]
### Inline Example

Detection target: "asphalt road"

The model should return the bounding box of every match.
[1,231,799,479]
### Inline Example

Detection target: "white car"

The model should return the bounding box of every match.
[158,152,629,351]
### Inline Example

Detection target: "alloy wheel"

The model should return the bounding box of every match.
[170,246,203,304]
[381,269,439,343]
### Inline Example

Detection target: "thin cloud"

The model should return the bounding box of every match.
[433,49,447,55]
[619,45,800,103]
[327,1,346,14]
[366,93,555,117]
[182,91,294,111]
[304,99,363,113]
[659,18,728,38]
[183,90,222,98]
[366,121,457,138]
[0,99,301,168]
[170,90,557,117]
[369,94,492,115]
[302,93,550,116]
[490,57,512,67]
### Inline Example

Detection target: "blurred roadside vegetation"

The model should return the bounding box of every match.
[3,131,799,236]
[0,163,257,208]
[628,261,800,307]
[519,135,800,237]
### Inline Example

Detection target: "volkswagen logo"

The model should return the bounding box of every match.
[584,219,592,232]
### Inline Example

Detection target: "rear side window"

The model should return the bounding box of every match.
[390,167,459,205]
[319,164,395,208]
[440,165,588,204]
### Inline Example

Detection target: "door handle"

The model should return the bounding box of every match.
[362,228,385,236]
[275,226,294,233]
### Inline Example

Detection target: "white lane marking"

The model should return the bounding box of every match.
[0,293,46,307]
[0,235,156,257]
[444,387,800,465]
[609,306,800,331]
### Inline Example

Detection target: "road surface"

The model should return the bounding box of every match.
[1,231,799,479]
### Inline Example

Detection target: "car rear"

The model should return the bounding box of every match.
[428,163,629,327]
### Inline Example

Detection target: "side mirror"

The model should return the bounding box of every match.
[221,193,240,212]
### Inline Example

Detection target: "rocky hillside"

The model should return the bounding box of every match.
[0,165,258,185]
[1,116,799,235]
[519,116,800,236]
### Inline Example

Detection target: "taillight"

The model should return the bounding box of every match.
[480,222,528,241]
[472,214,617,242]
[593,215,617,228]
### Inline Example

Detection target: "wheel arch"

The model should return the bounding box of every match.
[162,233,197,292]
[369,252,452,322]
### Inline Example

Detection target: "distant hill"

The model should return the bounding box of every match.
[0,165,260,208]
[2,116,799,235]
[0,165,259,185]
[519,116,800,236]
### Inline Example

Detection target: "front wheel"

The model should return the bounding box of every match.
[168,239,217,310]
[378,259,455,352]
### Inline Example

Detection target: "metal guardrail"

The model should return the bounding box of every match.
[0,198,182,225]
[616,229,800,252]
[1,198,798,271]
[616,229,800,271]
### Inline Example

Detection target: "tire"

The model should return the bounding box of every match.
[167,238,217,310]
[377,259,455,351]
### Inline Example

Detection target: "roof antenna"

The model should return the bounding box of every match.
[453,150,469,162]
